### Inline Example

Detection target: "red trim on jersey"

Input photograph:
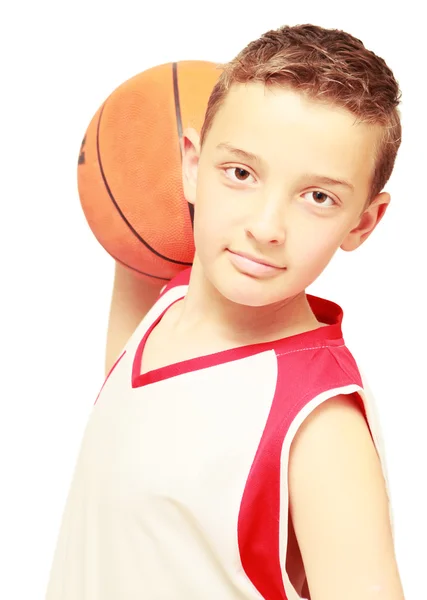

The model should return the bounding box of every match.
[237,345,364,599]
[94,350,126,405]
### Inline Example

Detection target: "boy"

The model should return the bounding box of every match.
[46,24,405,600]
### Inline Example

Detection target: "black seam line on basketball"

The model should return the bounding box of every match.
[173,62,195,228]
[96,102,192,266]
[109,251,172,281]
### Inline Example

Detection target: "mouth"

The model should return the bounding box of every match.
[226,249,286,278]
[228,250,285,269]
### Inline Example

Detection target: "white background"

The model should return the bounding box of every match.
[1,1,425,598]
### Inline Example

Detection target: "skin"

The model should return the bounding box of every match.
[174,83,405,599]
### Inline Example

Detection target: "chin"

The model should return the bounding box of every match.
[212,272,289,308]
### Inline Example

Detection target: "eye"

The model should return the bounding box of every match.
[224,167,256,184]
[303,191,336,208]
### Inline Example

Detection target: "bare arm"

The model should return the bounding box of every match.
[105,262,165,375]
[288,393,405,600]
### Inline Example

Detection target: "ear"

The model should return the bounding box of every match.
[340,192,391,252]
[181,127,201,205]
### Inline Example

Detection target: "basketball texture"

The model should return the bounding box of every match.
[77,60,220,283]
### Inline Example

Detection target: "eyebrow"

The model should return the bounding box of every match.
[215,143,262,165]
[215,142,355,192]
[301,174,355,192]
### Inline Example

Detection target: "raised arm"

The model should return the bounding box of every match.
[105,262,165,375]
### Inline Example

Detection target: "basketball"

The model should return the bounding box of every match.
[77,60,220,284]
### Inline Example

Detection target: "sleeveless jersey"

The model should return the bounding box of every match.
[46,268,393,600]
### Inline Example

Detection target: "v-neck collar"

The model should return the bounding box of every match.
[131,278,344,389]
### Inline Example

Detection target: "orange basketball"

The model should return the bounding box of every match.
[77,60,220,284]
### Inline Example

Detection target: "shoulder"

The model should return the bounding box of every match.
[274,334,364,419]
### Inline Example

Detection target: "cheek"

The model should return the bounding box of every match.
[195,180,237,231]
[192,191,228,254]
[290,223,345,267]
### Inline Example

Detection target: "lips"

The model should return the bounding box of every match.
[228,250,285,270]
[226,249,286,278]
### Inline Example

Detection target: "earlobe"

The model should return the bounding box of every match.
[181,127,201,206]
[340,192,391,252]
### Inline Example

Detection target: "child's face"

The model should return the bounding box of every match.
[183,83,389,307]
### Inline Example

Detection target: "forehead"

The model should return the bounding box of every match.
[207,83,381,181]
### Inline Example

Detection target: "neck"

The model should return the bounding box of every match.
[172,257,322,345]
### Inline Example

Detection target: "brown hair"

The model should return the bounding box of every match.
[200,24,402,203]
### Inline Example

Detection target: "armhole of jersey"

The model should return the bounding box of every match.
[94,350,126,406]
[158,268,191,298]
[118,267,191,357]
[278,382,394,600]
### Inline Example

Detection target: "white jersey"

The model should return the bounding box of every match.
[46,268,393,599]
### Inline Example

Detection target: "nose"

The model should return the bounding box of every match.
[244,194,286,246]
